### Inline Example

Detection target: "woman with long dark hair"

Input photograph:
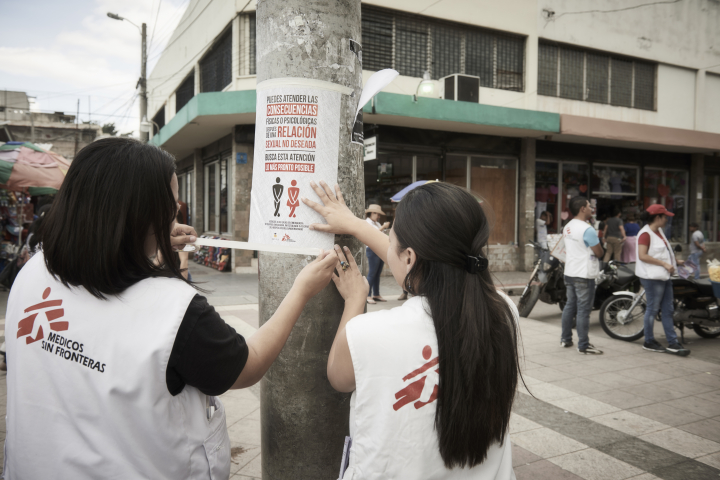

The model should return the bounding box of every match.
[4,137,338,479]
[304,181,519,479]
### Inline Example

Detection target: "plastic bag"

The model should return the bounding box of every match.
[708,259,720,282]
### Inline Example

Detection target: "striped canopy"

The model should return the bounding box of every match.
[0,142,69,195]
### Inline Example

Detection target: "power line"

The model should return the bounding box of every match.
[551,0,682,19]
[148,0,162,51]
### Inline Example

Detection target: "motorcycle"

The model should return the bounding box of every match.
[518,242,640,318]
[517,242,565,318]
[599,253,720,342]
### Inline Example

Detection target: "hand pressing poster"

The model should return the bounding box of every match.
[248,78,346,252]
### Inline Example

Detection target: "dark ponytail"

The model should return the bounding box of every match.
[394,182,520,469]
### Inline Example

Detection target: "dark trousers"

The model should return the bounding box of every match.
[366,247,383,297]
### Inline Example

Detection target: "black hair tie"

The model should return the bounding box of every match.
[466,255,488,274]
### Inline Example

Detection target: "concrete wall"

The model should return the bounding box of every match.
[705,74,720,134]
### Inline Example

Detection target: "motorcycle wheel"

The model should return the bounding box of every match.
[518,284,541,318]
[599,294,645,342]
[692,325,720,338]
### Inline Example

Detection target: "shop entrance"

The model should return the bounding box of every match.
[591,164,641,227]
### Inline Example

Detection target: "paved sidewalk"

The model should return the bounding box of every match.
[1,263,719,479]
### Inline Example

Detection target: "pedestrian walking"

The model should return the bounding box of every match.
[365,204,390,305]
[688,222,706,279]
[603,208,626,262]
[561,196,604,354]
[637,205,690,356]
[621,213,640,263]
[304,181,519,480]
[3,137,339,479]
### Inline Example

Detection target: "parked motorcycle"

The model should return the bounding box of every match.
[599,273,720,341]
[517,242,565,318]
[518,241,640,318]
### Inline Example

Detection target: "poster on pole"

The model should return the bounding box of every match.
[248,70,399,254]
[248,78,350,253]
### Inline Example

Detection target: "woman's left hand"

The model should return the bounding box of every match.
[171,224,197,252]
[332,245,369,305]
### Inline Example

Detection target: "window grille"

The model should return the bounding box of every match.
[249,14,256,75]
[175,73,194,112]
[200,28,232,93]
[152,107,165,136]
[539,41,655,111]
[361,5,525,92]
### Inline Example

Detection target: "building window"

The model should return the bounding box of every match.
[176,73,195,112]
[643,168,687,242]
[152,106,165,136]
[200,28,232,93]
[702,175,717,242]
[538,41,656,110]
[204,157,231,234]
[248,13,256,75]
[361,5,525,91]
[535,161,589,238]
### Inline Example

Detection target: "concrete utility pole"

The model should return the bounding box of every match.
[256,0,363,478]
[139,22,148,143]
[106,13,147,141]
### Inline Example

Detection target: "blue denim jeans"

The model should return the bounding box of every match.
[366,247,384,297]
[561,276,595,350]
[640,278,677,345]
[687,252,702,279]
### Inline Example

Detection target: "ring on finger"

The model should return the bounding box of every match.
[340,261,349,271]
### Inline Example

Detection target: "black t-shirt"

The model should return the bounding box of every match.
[166,295,249,396]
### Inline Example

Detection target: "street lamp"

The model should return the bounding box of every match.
[139,116,160,136]
[107,12,148,142]
[413,70,436,102]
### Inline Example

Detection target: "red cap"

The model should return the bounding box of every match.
[646,204,674,217]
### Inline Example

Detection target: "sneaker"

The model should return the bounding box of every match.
[643,339,666,353]
[578,344,603,355]
[666,343,690,357]
[560,340,573,348]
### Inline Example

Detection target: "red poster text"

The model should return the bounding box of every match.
[267,103,318,117]
[265,163,316,173]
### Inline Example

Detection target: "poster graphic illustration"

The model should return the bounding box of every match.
[248,79,345,252]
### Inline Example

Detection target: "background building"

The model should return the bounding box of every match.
[148,0,720,272]
[0,91,100,161]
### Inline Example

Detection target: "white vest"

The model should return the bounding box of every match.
[635,225,676,281]
[4,254,231,480]
[343,295,516,480]
[563,219,600,279]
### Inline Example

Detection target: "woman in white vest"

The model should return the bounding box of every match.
[636,204,689,356]
[304,181,519,479]
[4,137,339,479]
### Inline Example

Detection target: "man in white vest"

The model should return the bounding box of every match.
[561,196,604,354]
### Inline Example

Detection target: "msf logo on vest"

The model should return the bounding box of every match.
[393,345,439,411]
[17,287,67,344]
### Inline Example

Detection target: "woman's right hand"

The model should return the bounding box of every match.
[664,263,676,275]
[332,245,369,305]
[293,249,339,300]
[302,181,362,235]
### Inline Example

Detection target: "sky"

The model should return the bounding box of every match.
[0,0,190,137]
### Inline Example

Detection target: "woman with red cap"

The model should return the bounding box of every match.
[636,204,689,356]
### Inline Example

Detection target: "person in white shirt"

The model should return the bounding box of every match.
[561,197,604,355]
[304,181,519,480]
[535,211,551,249]
[364,205,390,305]
[4,138,339,480]
[688,222,706,280]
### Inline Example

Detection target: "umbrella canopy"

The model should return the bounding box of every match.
[0,142,69,193]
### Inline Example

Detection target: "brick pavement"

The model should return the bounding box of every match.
[0,263,719,479]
